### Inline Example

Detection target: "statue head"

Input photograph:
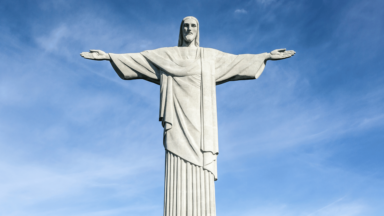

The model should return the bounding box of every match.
[178,16,200,47]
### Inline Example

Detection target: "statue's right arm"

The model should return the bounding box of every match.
[80,50,111,61]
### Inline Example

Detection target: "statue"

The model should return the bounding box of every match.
[81,16,295,216]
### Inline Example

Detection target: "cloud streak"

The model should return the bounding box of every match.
[234,9,247,14]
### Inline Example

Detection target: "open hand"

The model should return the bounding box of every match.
[80,50,110,61]
[269,48,295,60]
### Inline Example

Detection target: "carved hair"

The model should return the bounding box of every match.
[178,16,200,47]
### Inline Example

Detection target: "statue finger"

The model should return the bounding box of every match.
[86,53,95,59]
[81,52,93,59]
[285,51,294,56]
[92,52,100,58]
[280,53,290,58]
[277,48,286,52]
[89,49,101,54]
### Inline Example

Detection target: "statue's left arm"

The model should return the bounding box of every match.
[214,48,295,85]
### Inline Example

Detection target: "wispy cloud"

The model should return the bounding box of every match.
[36,25,69,52]
[234,9,247,14]
[218,198,366,216]
[307,201,366,216]
[256,0,276,5]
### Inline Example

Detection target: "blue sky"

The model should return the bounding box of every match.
[0,0,383,215]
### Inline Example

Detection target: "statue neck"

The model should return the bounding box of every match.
[182,40,197,48]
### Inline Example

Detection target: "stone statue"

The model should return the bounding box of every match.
[81,16,295,216]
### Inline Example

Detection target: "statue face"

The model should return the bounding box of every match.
[182,19,198,44]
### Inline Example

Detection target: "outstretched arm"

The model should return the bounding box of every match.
[80,49,160,84]
[214,48,295,85]
[80,50,111,61]
[266,48,295,61]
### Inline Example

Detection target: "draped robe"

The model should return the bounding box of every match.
[109,47,267,216]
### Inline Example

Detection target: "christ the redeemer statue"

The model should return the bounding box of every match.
[81,16,295,216]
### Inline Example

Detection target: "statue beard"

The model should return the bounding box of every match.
[184,34,196,44]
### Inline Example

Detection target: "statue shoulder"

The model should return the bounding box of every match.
[200,47,231,59]
[141,46,176,54]
[201,47,221,53]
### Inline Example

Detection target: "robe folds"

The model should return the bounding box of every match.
[110,47,268,180]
